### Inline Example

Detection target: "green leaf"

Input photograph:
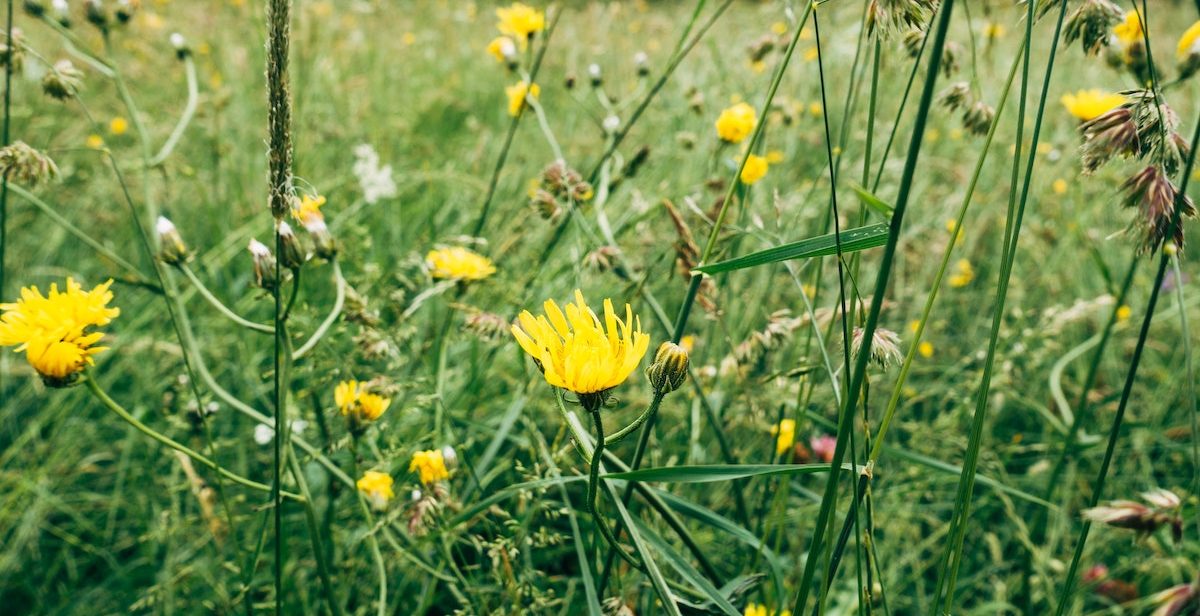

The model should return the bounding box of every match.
[631,516,741,616]
[693,224,890,275]
[885,448,1058,510]
[850,182,894,218]
[603,463,846,484]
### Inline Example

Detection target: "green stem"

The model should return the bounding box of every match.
[292,259,346,360]
[586,407,644,573]
[348,439,388,616]
[179,263,273,334]
[149,56,199,167]
[604,394,663,446]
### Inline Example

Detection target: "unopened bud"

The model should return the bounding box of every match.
[277,221,306,270]
[51,0,69,26]
[156,216,189,265]
[441,446,458,469]
[170,32,191,59]
[302,216,337,260]
[115,0,137,23]
[588,63,602,87]
[647,341,689,394]
[248,238,277,290]
[22,1,45,17]
[633,51,649,76]
[84,0,108,29]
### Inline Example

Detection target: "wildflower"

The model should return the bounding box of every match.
[918,341,934,358]
[715,102,757,144]
[1061,89,1125,121]
[84,0,107,29]
[983,22,1005,40]
[253,419,308,445]
[1082,488,1183,541]
[506,80,540,116]
[646,341,689,394]
[335,379,391,424]
[740,154,768,185]
[634,50,650,76]
[487,36,517,63]
[50,0,68,25]
[851,327,901,368]
[169,32,190,59]
[0,278,119,385]
[0,141,60,186]
[587,63,602,87]
[426,246,496,281]
[745,604,792,616]
[357,470,395,510]
[115,0,138,24]
[109,116,129,136]
[771,419,796,456]
[156,216,189,265]
[1053,178,1069,195]
[810,435,836,463]
[1063,0,1123,56]
[1113,10,1142,48]
[1116,305,1132,321]
[1120,165,1196,253]
[949,259,974,287]
[86,134,105,149]
[0,28,24,71]
[602,114,620,133]
[495,2,545,45]
[292,194,326,225]
[1178,21,1200,80]
[247,238,277,290]
[352,144,397,204]
[511,289,651,410]
[409,449,450,485]
[42,59,83,100]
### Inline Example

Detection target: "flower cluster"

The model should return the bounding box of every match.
[426,246,496,281]
[0,278,119,385]
[335,379,392,425]
[528,161,593,219]
[409,449,450,485]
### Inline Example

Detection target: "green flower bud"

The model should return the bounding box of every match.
[647,341,689,394]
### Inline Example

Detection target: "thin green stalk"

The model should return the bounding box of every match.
[932,0,1069,609]
[0,0,12,377]
[149,56,199,167]
[348,439,388,616]
[285,443,343,616]
[83,373,298,499]
[790,1,956,612]
[470,5,562,237]
[292,259,346,360]
[1174,254,1199,536]
[179,263,273,334]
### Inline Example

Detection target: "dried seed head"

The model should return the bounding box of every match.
[938,81,971,112]
[42,59,83,101]
[1063,0,1124,56]
[647,341,689,394]
[962,101,995,136]
[866,0,936,39]
[1079,107,1139,174]
[1120,165,1196,253]
[0,28,25,72]
[0,141,60,186]
[851,327,902,368]
[462,311,509,341]
[901,28,924,57]
[941,41,963,77]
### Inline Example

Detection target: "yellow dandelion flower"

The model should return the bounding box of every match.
[409,449,450,485]
[945,219,964,244]
[1114,10,1142,47]
[750,59,767,74]
[1061,89,1125,121]
[506,80,540,117]
[487,36,516,62]
[803,47,818,62]
[715,102,757,143]
[426,246,497,281]
[771,418,796,456]
[496,2,545,44]
[510,289,651,401]
[1116,305,1132,322]
[771,21,787,35]
[918,341,934,358]
[984,22,1005,39]
[1053,178,1068,195]
[808,102,823,117]
[402,32,416,46]
[109,117,129,136]
[745,604,791,616]
[335,380,391,423]
[0,278,119,383]
[908,319,920,333]
[356,470,394,509]
[1178,22,1200,58]
[292,193,326,225]
[679,334,696,354]
[86,134,105,149]
[740,154,769,185]
[948,259,974,288]
[766,150,785,164]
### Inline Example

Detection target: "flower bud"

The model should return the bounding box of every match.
[587,63,602,87]
[84,0,108,29]
[170,32,191,60]
[277,221,306,270]
[156,216,189,265]
[248,238,277,290]
[441,445,458,470]
[300,215,337,260]
[647,341,689,394]
[51,0,70,26]
[115,0,137,24]
[22,1,45,17]
[633,51,650,76]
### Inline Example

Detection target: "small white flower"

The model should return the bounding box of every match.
[602,115,620,132]
[587,63,602,80]
[253,423,273,445]
[169,32,187,51]
[353,143,398,205]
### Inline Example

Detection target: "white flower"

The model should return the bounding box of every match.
[169,32,187,51]
[353,143,397,205]
[253,419,309,445]
[602,115,620,132]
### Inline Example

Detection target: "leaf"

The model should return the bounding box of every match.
[693,224,890,275]
[885,448,1058,510]
[631,516,741,616]
[850,182,894,218]
[603,463,848,484]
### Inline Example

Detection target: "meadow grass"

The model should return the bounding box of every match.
[1,0,1199,614]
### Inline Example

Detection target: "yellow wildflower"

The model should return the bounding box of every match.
[714,102,757,144]
[771,21,787,35]
[908,319,920,333]
[409,449,450,485]
[109,117,129,135]
[949,259,974,288]
[1113,10,1142,47]
[745,604,791,616]
[496,2,545,43]
[487,36,516,62]
[772,419,796,456]
[356,470,394,509]
[1061,90,1125,121]
[1053,178,1068,195]
[1178,22,1200,59]
[334,380,391,423]
[803,47,818,62]
[766,150,785,164]
[679,334,696,354]
[506,80,540,116]
[984,22,1005,39]
[426,246,496,281]
[740,154,769,185]
[0,278,119,383]
[511,289,651,402]
[85,134,104,149]
[292,193,326,225]
[1116,305,1132,322]
[918,341,934,358]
